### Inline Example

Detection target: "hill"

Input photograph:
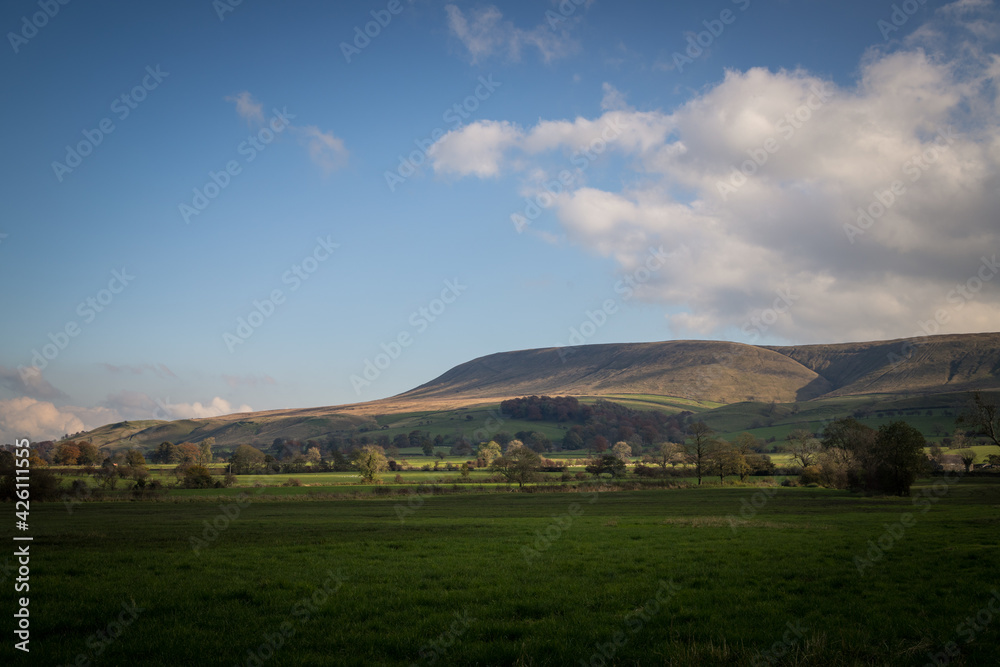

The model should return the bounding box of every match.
[57,332,1000,450]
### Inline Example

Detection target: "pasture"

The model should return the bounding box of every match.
[14,477,1000,665]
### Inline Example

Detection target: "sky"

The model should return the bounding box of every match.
[1,0,999,443]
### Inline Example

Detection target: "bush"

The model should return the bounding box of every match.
[282,478,302,487]
[181,465,215,489]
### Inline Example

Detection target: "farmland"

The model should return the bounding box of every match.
[14,477,1000,666]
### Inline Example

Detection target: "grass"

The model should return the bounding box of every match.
[12,477,1000,665]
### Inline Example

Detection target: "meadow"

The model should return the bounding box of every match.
[13,477,1000,666]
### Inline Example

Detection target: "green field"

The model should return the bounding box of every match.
[11,477,1000,666]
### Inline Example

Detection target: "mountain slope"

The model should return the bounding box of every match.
[398,340,832,404]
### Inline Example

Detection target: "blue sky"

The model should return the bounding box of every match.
[2,0,999,441]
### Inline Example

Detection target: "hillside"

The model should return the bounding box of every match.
[58,332,1000,450]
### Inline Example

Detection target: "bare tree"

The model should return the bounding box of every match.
[957,392,1000,447]
[685,422,715,485]
[786,429,820,468]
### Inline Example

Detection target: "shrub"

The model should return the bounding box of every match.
[282,478,302,487]
[181,465,214,489]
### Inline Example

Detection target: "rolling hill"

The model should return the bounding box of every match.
[59,332,1000,450]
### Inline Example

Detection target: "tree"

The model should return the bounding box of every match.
[153,441,179,464]
[77,441,101,465]
[957,449,976,474]
[55,443,81,465]
[176,442,200,464]
[353,445,388,483]
[476,441,502,467]
[957,391,1000,447]
[182,465,215,488]
[707,440,737,483]
[611,441,632,462]
[93,461,122,490]
[305,446,322,464]
[505,439,525,453]
[873,422,927,495]
[650,442,679,470]
[786,429,820,468]
[229,445,266,474]
[490,447,541,488]
[685,422,715,485]
[586,453,626,479]
[199,438,215,465]
[125,449,146,467]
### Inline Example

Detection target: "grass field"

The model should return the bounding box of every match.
[11,477,1000,666]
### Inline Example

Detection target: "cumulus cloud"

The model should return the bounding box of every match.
[226,91,265,125]
[0,392,255,444]
[428,1,1000,343]
[0,397,112,443]
[444,4,579,64]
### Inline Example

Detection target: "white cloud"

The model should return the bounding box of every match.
[160,397,252,420]
[429,2,1000,343]
[226,91,265,125]
[429,120,524,177]
[0,397,110,443]
[296,125,349,173]
[444,4,579,64]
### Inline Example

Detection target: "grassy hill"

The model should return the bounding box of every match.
[58,332,1000,452]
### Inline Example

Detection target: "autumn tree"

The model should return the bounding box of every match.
[125,449,146,467]
[176,442,200,464]
[353,445,388,483]
[476,441,502,467]
[55,443,81,465]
